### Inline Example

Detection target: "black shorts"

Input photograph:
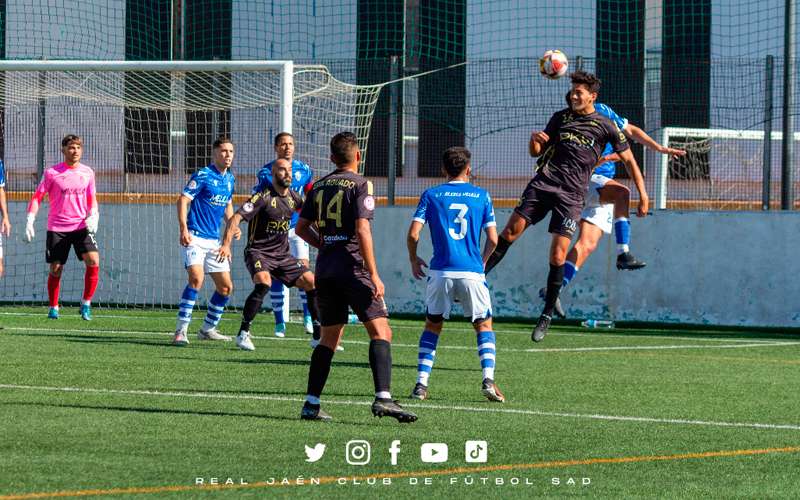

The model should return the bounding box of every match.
[244,249,308,287]
[315,273,389,326]
[46,229,98,264]
[513,182,581,238]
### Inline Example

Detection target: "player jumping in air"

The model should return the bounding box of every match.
[296,132,417,423]
[173,137,239,346]
[407,147,504,402]
[252,132,316,337]
[542,96,685,317]
[0,159,10,277]
[218,158,328,352]
[484,71,644,342]
[24,135,100,320]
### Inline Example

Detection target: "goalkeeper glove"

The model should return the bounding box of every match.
[85,211,99,234]
[24,213,35,242]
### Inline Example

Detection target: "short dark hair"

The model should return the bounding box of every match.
[442,146,471,177]
[565,90,571,107]
[212,136,234,149]
[330,132,359,165]
[570,70,601,94]
[273,132,294,146]
[61,134,82,148]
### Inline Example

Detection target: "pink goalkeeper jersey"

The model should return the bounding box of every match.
[30,162,96,232]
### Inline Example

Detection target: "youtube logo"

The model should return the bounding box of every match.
[420,443,448,463]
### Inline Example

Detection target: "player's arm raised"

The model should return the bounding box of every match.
[356,218,384,299]
[624,123,686,159]
[406,221,428,280]
[529,131,550,157]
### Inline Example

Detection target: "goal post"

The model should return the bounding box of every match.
[0,59,383,309]
[655,127,800,210]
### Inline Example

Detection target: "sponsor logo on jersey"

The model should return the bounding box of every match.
[295,171,302,180]
[187,180,197,190]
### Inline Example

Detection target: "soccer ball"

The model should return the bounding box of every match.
[539,50,569,80]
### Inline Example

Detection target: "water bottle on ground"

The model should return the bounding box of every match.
[581,319,614,329]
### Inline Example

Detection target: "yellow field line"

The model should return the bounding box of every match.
[1,445,798,499]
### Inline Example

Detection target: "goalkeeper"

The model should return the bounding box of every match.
[24,135,100,321]
[0,160,10,277]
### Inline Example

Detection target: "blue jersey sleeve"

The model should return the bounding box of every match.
[595,103,628,131]
[182,171,204,200]
[252,164,272,194]
[482,193,496,229]
[412,190,430,223]
[0,160,5,188]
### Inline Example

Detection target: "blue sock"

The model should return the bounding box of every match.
[202,291,229,331]
[300,289,310,319]
[563,261,578,288]
[270,281,286,324]
[614,217,630,254]
[477,331,496,381]
[176,285,198,332]
[416,330,440,386]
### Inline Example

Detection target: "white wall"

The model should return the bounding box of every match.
[2,203,798,328]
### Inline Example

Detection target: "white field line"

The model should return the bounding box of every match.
[2,326,797,353]
[0,310,788,344]
[1,382,799,432]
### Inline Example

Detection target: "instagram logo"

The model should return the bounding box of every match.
[345,440,371,466]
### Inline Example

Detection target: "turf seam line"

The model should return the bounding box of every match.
[2,383,799,431]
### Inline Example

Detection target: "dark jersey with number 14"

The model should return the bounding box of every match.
[300,169,375,279]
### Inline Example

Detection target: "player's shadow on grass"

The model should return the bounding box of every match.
[3,401,380,427]
[60,334,170,348]
[220,358,469,372]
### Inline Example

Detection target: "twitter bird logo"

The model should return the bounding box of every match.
[305,443,326,462]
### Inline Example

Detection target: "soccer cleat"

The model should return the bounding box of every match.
[173,330,189,346]
[532,314,552,343]
[347,313,360,324]
[481,378,506,403]
[301,402,332,421]
[616,252,647,270]
[274,322,286,338]
[538,287,566,319]
[47,307,59,320]
[197,327,231,341]
[410,383,428,400]
[310,338,344,352]
[236,330,255,351]
[304,315,314,334]
[79,304,92,321]
[371,399,418,423]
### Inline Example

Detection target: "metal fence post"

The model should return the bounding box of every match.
[387,55,399,206]
[763,55,775,210]
[782,0,795,210]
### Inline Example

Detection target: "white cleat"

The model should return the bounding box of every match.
[198,327,232,341]
[304,316,314,334]
[173,330,189,346]
[274,323,286,338]
[236,330,255,351]
[310,338,344,352]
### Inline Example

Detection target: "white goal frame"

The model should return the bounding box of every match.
[0,59,295,134]
[655,126,800,209]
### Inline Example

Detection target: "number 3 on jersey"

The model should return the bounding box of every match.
[448,203,468,240]
[315,189,343,228]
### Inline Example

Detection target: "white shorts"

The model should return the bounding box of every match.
[183,236,230,274]
[581,174,614,234]
[289,228,310,261]
[425,274,492,323]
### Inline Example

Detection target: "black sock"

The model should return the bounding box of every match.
[240,283,269,332]
[543,264,564,317]
[484,236,512,274]
[305,288,322,341]
[306,344,335,398]
[369,339,392,397]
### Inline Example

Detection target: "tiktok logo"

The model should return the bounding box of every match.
[465,440,488,463]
